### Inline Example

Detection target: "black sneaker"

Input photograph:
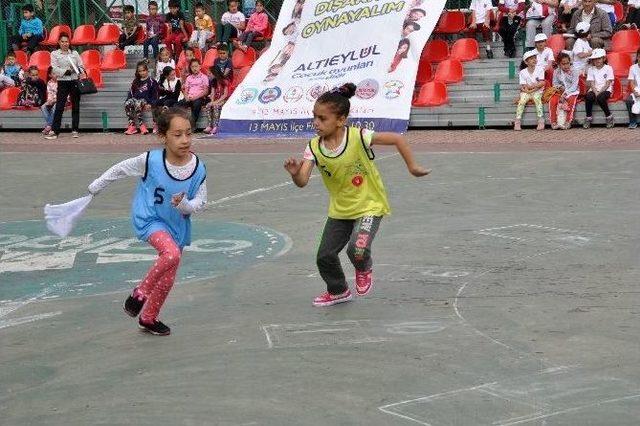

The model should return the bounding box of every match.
[138,319,171,336]
[123,294,145,317]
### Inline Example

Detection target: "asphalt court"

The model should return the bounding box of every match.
[1,148,639,425]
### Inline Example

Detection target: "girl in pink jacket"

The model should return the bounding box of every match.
[237,0,268,52]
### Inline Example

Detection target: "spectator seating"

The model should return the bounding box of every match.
[13,50,28,69]
[422,39,449,63]
[28,50,51,80]
[40,24,72,47]
[450,38,479,62]
[80,49,102,70]
[71,24,96,45]
[607,52,632,78]
[610,78,623,102]
[611,30,640,54]
[614,1,624,22]
[415,59,432,85]
[203,48,219,69]
[231,66,251,91]
[100,49,127,71]
[177,48,203,70]
[253,22,274,44]
[94,23,120,45]
[232,47,257,68]
[434,59,464,84]
[0,87,20,110]
[135,26,147,44]
[435,11,466,34]
[546,34,566,58]
[87,67,104,88]
[413,81,448,106]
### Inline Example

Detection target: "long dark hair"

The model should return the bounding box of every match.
[316,83,357,118]
[159,65,175,86]
[157,107,191,135]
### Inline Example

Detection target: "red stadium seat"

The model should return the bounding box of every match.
[94,23,120,45]
[435,11,466,34]
[546,34,566,58]
[40,24,72,47]
[450,38,479,62]
[611,30,640,54]
[135,25,147,44]
[71,24,96,45]
[28,50,50,70]
[184,22,194,38]
[13,50,28,69]
[415,59,432,85]
[231,66,251,91]
[202,48,218,69]
[413,81,448,106]
[614,1,624,22]
[607,52,632,78]
[86,67,104,88]
[232,47,257,68]
[421,39,449,63]
[0,87,20,110]
[433,59,464,84]
[100,49,126,71]
[610,78,623,102]
[253,22,273,42]
[80,49,101,70]
[177,48,203,70]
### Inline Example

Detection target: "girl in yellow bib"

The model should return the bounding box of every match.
[284,83,430,306]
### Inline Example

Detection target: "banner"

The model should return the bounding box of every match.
[218,0,447,138]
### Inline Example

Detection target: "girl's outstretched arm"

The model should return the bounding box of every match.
[284,157,314,187]
[88,153,147,195]
[370,132,431,177]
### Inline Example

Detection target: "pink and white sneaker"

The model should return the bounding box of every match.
[312,289,353,307]
[124,125,137,135]
[203,126,212,133]
[355,269,373,296]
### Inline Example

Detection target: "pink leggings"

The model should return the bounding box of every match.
[135,231,181,323]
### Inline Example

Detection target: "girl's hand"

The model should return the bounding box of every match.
[171,192,185,206]
[283,157,303,176]
[409,165,431,177]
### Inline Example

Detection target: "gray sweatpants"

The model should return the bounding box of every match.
[316,215,382,295]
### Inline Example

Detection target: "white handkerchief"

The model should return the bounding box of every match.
[44,194,93,237]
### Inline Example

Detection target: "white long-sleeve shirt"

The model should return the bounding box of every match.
[88,153,207,215]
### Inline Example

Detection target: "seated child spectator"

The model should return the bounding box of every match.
[154,66,183,133]
[235,0,268,52]
[467,0,495,58]
[549,52,580,129]
[497,0,525,58]
[124,61,159,135]
[1,51,24,86]
[584,48,614,128]
[177,59,210,129]
[534,34,555,75]
[10,5,44,54]
[155,47,176,80]
[179,47,197,82]
[625,48,640,128]
[559,0,579,32]
[165,0,189,59]
[41,66,58,134]
[216,0,246,47]
[16,65,46,108]
[144,1,165,60]
[204,66,229,135]
[118,5,140,50]
[189,2,215,51]
[572,22,592,75]
[514,50,546,131]
[213,43,233,81]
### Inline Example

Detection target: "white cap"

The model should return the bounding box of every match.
[589,48,606,60]
[534,33,548,42]
[576,22,590,34]
[523,50,537,61]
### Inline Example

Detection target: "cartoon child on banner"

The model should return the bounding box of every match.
[388,0,427,73]
[263,0,307,83]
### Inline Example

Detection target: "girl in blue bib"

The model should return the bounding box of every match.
[88,107,207,336]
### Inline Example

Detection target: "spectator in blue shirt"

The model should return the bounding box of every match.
[10,4,44,54]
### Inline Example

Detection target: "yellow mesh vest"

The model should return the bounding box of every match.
[309,127,391,219]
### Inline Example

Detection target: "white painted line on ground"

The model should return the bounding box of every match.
[0,311,62,330]
[261,325,274,349]
[290,328,351,334]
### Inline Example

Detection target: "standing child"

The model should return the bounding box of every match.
[178,59,210,129]
[467,0,495,58]
[144,1,165,61]
[10,5,44,54]
[497,0,525,58]
[204,66,229,135]
[155,47,176,80]
[625,48,640,128]
[572,22,592,76]
[584,48,614,128]
[514,50,546,131]
[189,3,215,51]
[154,66,184,133]
[124,61,159,135]
[87,107,207,335]
[165,0,189,60]
[118,5,140,51]
[213,43,233,81]
[216,0,246,47]
[235,0,268,52]
[549,52,580,130]
[41,66,58,134]
[1,51,24,85]
[16,65,46,107]
[283,83,430,306]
